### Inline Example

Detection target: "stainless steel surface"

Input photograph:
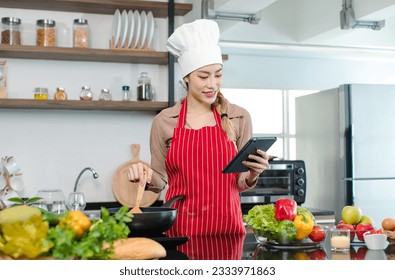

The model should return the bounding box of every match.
[296,83,395,224]
[240,195,293,204]
[74,167,99,192]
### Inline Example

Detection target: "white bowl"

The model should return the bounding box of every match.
[363,233,389,250]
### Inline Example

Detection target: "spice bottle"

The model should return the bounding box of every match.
[54,87,67,100]
[99,88,112,101]
[36,19,56,47]
[137,72,152,101]
[73,18,89,48]
[34,87,48,100]
[122,85,131,101]
[1,17,21,45]
[79,86,93,100]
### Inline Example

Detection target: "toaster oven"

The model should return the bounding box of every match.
[240,160,306,205]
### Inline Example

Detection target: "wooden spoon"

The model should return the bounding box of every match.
[129,172,146,214]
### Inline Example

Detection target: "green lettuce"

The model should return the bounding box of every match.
[243,204,296,244]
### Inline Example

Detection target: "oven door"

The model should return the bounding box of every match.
[239,162,300,204]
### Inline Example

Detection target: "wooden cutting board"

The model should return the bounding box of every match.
[112,144,159,207]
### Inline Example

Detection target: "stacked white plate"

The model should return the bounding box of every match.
[110,9,155,49]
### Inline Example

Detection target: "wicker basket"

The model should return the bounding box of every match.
[383,230,395,244]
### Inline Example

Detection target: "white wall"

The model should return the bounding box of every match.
[0,7,168,202]
[3,4,395,205]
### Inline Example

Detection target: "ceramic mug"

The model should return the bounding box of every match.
[9,175,24,192]
[3,158,21,175]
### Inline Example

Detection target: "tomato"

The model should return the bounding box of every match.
[308,225,326,242]
[365,228,384,235]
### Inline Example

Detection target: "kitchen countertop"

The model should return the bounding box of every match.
[85,203,393,260]
[163,232,395,260]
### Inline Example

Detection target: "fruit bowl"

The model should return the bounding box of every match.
[363,232,389,250]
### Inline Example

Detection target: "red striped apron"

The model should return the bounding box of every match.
[165,98,246,237]
[177,234,245,260]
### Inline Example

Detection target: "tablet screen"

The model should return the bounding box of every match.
[222,137,277,173]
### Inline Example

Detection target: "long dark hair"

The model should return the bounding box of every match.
[214,91,236,141]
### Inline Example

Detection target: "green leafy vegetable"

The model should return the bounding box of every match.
[7,196,43,205]
[273,220,297,244]
[243,204,296,244]
[46,206,132,260]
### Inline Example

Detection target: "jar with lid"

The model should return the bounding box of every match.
[99,88,112,101]
[34,87,48,100]
[1,17,21,45]
[137,72,152,101]
[36,19,56,47]
[73,18,89,48]
[79,86,93,100]
[122,85,131,101]
[54,87,67,100]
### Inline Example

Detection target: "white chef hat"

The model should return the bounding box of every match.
[166,19,223,77]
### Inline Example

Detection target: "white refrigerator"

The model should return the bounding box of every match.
[295,84,395,224]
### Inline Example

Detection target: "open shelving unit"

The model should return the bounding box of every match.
[0,0,193,111]
[0,98,168,112]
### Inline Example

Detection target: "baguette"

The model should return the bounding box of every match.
[105,237,167,260]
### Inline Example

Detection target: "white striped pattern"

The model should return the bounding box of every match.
[165,99,246,237]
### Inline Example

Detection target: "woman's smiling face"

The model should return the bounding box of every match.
[184,64,223,105]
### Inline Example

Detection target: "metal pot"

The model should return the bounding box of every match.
[110,194,185,237]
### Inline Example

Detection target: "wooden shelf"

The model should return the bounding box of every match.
[0,0,193,18]
[0,45,168,64]
[0,0,193,112]
[0,98,168,112]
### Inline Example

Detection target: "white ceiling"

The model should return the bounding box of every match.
[196,0,395,51]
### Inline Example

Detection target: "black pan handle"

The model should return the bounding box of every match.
[162,194,185,208]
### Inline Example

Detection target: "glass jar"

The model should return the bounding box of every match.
[79,85,93,100]
[73,18,89,48]
[99,88,112,101]
[122,85,131,101]
[34,87,48,100]
[137,72,152,101]
[1,17,21,45]
[36,19,56,47]
[54,87,67,100]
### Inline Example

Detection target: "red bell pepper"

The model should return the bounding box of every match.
[274,198,297,221]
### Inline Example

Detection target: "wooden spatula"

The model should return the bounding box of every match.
[129,172,146,214]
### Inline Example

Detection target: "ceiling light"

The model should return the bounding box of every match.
[340,0,385,30]
[201,0,261,24]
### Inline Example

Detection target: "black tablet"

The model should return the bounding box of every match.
[222,137,277,173]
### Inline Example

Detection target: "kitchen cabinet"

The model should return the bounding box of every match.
[0,0,193,112]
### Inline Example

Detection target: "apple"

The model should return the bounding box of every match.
[360,215,374,226]
[337,223,355,240]
[308,248,327,260]
[355,223,374,242]
[341,206,362,225]
[350,247,368,260]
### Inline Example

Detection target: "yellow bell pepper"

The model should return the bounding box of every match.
[59,210,92,238]
[293,213,314,240]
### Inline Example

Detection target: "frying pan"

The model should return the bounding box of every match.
[109,194,185,237]
[112,144,159,207]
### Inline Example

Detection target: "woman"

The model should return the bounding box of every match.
[128,19,270,237]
